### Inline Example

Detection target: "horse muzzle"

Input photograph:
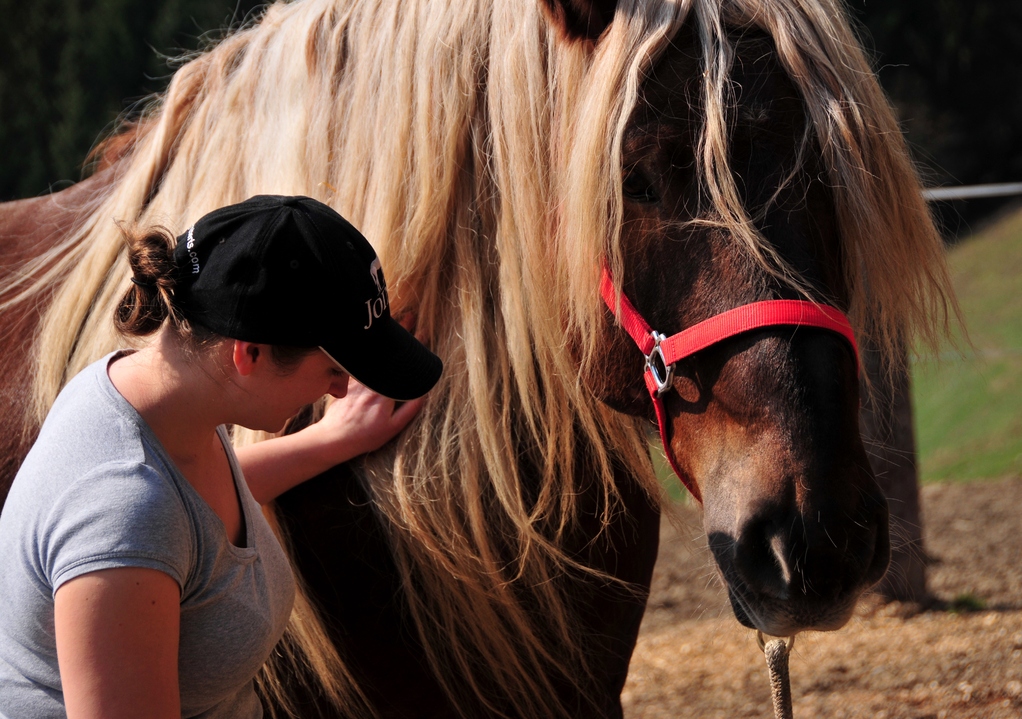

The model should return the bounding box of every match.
[705,472,891,636]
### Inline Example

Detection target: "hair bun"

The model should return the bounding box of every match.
[115,225,177,336]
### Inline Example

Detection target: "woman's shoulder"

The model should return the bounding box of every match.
[4,350,200,589]
[1,455,196,594]
[26,352,162,479]
[49,460,196,589]
[49,348,135,410]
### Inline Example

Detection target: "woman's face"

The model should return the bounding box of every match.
[233,346,350,432]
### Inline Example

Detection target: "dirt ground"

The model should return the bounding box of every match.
[623,477,1022,718]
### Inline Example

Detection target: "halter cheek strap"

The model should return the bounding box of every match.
[600,265,859,504]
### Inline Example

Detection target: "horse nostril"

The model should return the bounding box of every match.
[768,534,793,587]
[733,517,792,601]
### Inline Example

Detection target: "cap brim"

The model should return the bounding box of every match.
[321,318,443,401]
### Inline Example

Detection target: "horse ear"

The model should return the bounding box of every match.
[540,0,618,42]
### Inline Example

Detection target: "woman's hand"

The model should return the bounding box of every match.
[305,380,424,465]
[238,381,424,504]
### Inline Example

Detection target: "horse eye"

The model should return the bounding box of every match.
[622,166,660,204]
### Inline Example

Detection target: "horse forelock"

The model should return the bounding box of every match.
[588,0,956,391]
[18,0,956,716]
[691,0,958,372]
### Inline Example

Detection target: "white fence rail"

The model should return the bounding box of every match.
[923,182,1022,201]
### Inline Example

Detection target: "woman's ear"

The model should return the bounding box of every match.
[232,341,263,377]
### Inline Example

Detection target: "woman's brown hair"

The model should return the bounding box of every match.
[115,225,179,337]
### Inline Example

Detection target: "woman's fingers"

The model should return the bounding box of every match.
[313,381,424,457]
[390,395,424,430]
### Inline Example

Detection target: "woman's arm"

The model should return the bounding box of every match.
[238,380,424,504]
[55,567,181,719]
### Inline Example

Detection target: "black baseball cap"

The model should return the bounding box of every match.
[170,195,442,401]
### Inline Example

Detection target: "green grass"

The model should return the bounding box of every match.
[650,442,692,504]
[912,207,1022,483]
[947,592,988,614]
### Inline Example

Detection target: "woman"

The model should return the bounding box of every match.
[0,195,442,718]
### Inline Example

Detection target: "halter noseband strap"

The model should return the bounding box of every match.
[600,265,859,504]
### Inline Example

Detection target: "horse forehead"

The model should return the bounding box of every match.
[637,26,799,121]
[730,42,804,115]
[635,30,701,118]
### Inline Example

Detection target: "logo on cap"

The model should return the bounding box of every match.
[185,227,201,274]
[364,257,389,330]
[369,258,384,293]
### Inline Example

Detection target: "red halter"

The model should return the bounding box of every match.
[600,265,859,504]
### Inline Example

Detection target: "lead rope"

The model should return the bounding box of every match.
[757,631,796,719]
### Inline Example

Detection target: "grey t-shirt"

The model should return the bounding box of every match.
[0,353,296,718]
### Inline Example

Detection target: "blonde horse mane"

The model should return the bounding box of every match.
[7,0,954,716]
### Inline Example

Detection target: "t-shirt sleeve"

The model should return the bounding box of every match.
[42,462,193,595]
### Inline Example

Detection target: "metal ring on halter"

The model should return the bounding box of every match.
[756,630,796,653]
[644,331,675,396]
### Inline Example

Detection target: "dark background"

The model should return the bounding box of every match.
[1,0,1019,235]
[0,0,264,199]
[850,0,1022,237]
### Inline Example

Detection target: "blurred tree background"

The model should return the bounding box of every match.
[0,0,263,201]
[849,0,1022,235]
[1,0,1020,234]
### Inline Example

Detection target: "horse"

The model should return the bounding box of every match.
[0,0,955,716]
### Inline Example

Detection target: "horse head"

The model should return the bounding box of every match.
[559,3,909,636]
